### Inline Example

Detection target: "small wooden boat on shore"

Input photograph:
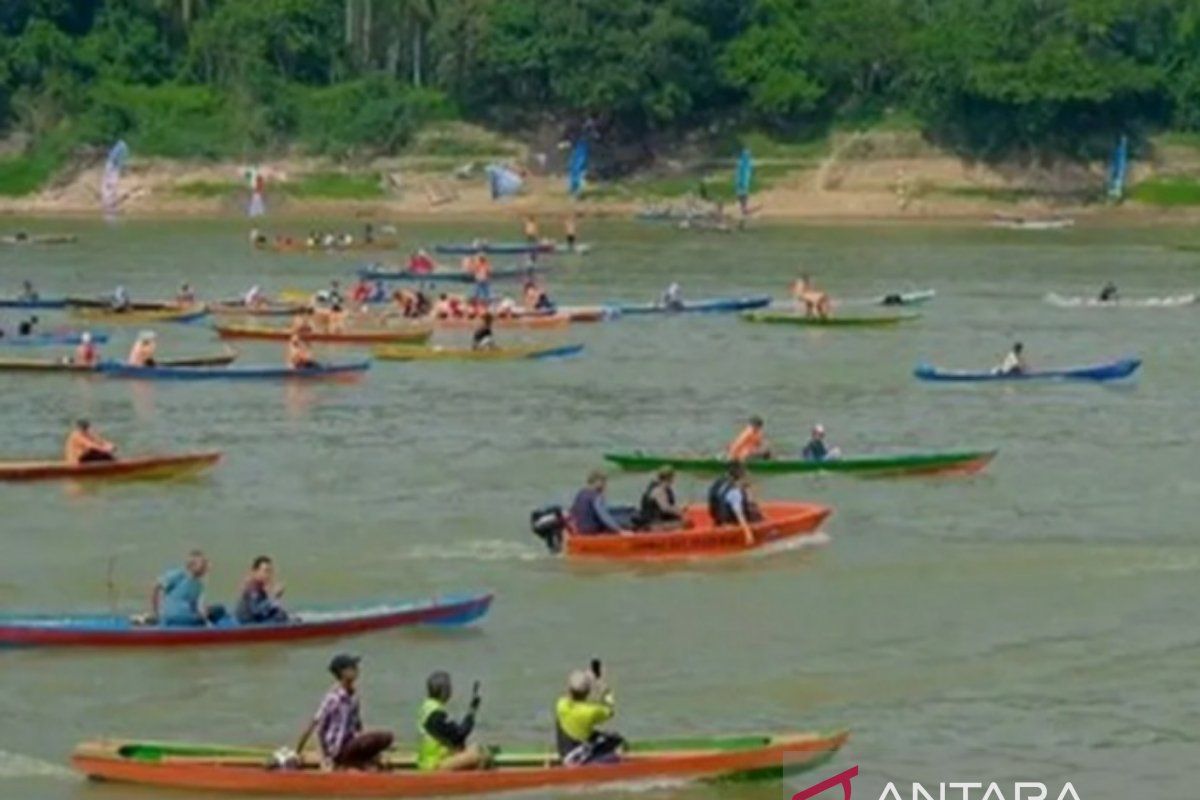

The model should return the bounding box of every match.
[0,451,221,482]
[374,343,584,362]
[0,592,492,647]
[214,322,432,344]
[71,729,847,796]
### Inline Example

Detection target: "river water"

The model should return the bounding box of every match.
[0,219,1196,800]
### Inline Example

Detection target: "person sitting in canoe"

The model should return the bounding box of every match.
[18,280,38,301]
[1099,281,1118,302]
[994,342,1027,375]
[234,556,288,625]
[327,303,348,334]
[417,671,490,771]
[569,470,626,535]
[65,419,116,464]
[287,333,319,370]
[792,274,830,319]
[472,313,496,350]
[73,331,99,367]
[176,283,197,305]
[660,282,684,311]
[409,248,437,274]
[708,463,761,545]
[111,285,131,312]
[636,466,683,530]
[151,549,227,626]
[127,331,157,367]
[243,285,267,308]
[295,654,395,771]
[801,424,841,462]
[523,273,554,312]
[727,416,772,462]
[556,661,624,766]
[351,279,374,306]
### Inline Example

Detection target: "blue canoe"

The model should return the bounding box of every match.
[358,264,548,283]
[914,358,1141,383]
[614,295,773,315]
[0,592,493,648]
[432,242,588,256]
[96,361,371,381]
[0,331,109,346]
[0,297,68,309]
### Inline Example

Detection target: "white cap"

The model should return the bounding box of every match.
[567,670,592,694]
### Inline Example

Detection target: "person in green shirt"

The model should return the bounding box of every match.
[555,660,625,766]
[416,671,489,771]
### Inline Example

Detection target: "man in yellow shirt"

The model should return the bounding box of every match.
[555,661,624,766]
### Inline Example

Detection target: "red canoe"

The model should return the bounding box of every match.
[0,451,221,482]
[564,501,832,560]
[214,323,432,344]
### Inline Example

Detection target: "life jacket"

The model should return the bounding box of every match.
[417,698,451,771]
[569,487,607,534]
[707,477,735,525]
[639,479,675,523]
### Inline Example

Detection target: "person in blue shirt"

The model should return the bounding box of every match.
[568,471,625,535]
[151,550,226,626]
[801,424,840,462]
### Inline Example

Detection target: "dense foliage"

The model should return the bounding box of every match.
[0,0,1198,165]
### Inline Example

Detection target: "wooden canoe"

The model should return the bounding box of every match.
[0,452,221,482]
[433,314,571,330]
[373,344,584,362]
[70,305,210,324]
[564,501,832,561]
[603,450,997,478]
[71,730,848,796]
[209,302,310,317]
[0,351,238,373]
[743,311,920,327]
[0,592,492,647]
[214,323,432,344]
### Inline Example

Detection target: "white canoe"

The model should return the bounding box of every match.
[1044,292,1197,309]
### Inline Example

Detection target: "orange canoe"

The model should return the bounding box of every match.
[214,322,433,344]
[564,501,831,560]
[72,730,848,796]
[0,452,221,482]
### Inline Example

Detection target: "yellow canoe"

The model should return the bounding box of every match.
[70,305,209,324]
[373,343,585,362]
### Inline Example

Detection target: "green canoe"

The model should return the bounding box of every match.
[742,311,920,326]
[604,450,996,477]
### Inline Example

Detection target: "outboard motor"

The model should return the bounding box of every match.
[530,505,566,553]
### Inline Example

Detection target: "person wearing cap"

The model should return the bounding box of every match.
[151,549,226,626]
[801,424,840,462]
[555,665,623,766]
[127,331,157,367]
[296,654,394,771]
[995,342,1027,375]
[416,671,489,771]
[73,331,99,367]
[568,470,625,535]
[707,463,761,544]
[637,466,682,529]
[287,332,318,370]
[64,419,116,464]
[727,416,771,462]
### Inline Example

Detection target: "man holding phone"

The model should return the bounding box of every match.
[416,671,490,771]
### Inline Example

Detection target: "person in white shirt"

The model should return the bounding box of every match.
[995,342,1027,375]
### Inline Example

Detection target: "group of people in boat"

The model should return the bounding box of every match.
[251,224,385,250]
[132,550,289,628]
[286,653,621,772]
[726,415,839,463]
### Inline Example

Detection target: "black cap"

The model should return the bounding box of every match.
[328,653,360,676]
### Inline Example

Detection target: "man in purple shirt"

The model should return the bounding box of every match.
[295,654,393,770]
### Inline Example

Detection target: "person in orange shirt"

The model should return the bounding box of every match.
[792,274,830,319]
[64,419,116,464]
[287,333,318,370]
[128,331,157,367]
[73,331,99,367]
[727,416,771,462]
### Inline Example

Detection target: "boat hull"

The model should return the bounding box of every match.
[0,297,68,309]
[914,358,1141,383]
[214,324,432,344]
[96,362,370,381]
[0,593,492,647]
[604,450,996,478]
[0,331,109,347]
[564,501,831,561]
[0,353,236,373]
[359,266,547,283]
[70,306,209,324]
[0,452,221,482]
[373,344,584,362]
[1044,292,1197,309]
[744,311,919,326]
[71,730,847,796]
